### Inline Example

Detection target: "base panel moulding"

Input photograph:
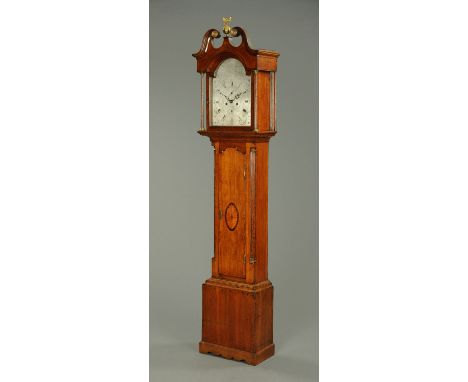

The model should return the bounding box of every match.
[199,341,275,366]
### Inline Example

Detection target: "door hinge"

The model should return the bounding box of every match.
[218,209,222,219]
[249,256,256,264]
[243,254,246,264]
[243,169,246,179]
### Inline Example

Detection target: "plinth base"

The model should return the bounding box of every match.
[200,277,274,366]
[199,341,275,366]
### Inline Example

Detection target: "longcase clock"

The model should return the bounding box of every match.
[193,18,279,366]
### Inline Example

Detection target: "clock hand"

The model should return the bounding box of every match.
[234,90,248,100]
[217,89,230,100]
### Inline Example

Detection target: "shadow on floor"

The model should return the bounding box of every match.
[150,341,318,382]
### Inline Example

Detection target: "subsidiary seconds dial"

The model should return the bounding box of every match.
[211,58,251,126]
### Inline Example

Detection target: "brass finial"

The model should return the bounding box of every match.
[222,17,232,35]
[222,17,238,37]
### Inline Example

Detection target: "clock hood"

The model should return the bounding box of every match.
[193,26,279,74]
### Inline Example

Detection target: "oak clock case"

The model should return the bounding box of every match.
[193,24,279,366]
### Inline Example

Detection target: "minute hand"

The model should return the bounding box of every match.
[234,90,247,100]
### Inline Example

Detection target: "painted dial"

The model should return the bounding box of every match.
[211,58,251,126]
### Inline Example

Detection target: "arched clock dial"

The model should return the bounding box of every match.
[211,58,251,126]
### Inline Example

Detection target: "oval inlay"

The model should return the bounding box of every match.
[225,202,239,231]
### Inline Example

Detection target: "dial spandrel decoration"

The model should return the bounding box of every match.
[211,58,251,126]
